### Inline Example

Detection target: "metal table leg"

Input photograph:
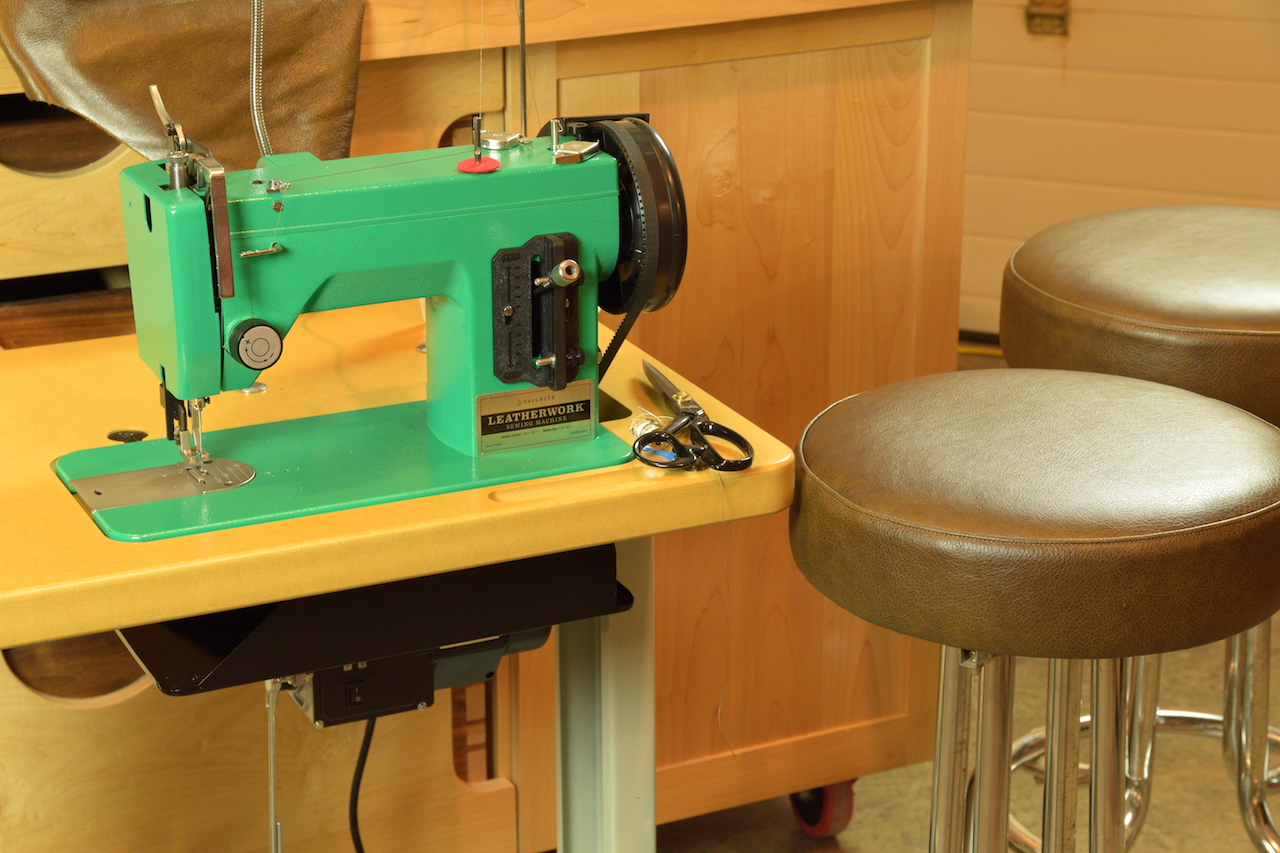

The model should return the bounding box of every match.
[556,537,656,853]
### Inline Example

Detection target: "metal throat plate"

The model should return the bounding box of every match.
[70,458,256,512]
[55,400,634,542]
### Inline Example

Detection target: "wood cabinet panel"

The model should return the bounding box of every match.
[0,666,516,852]
[605,37,937,754]
[968,112,1280,203]
[351,49,505,155]
[969,63,1280,137]
[361,0,919,60]
[979,0,1280,19]
[504,4,966,847]
[973,2,1280,82]
[963,173,1276,241]
[554,2,933,77]
[0,146,142,281]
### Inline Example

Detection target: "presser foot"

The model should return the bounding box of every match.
[161,384,213,464]
[177,429,211,466]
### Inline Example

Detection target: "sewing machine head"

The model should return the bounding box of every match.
[54,97,685,541]
[120,95,685,465]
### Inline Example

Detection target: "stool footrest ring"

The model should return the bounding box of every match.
[1003,710,1280,853]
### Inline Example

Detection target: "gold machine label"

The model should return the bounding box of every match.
[476,380,594,454]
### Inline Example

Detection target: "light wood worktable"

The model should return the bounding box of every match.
[0,299,792,852]
[0,299,791,649]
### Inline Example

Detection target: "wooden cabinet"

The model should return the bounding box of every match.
[0,2,967,850]
[492,3,968,848]
[0,58,143,281]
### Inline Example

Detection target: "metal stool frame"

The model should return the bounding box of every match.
[930,647,1129,853]
[994,622,1280,853]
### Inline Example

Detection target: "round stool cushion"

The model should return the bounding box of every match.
[1000,206,1280,425]
[790,369,1280,659]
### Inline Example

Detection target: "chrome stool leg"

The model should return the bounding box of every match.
[931,645,976,853]
[1011,631,1280,853]
[968,657,1128,853]
[932,649,1036,853]
[975,654,1016,853]
[1225,633,1244,778]
[1121,655,1159,843]
[1043,659,1083,853]
[1091,659,1126,853]
[931,648,1017,853]
[1145,619,1280,853]
[1234,620,1280,852]
[1008,656,1155,853]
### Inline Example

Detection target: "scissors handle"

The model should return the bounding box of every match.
[633,427,698,468]
[632,416,754,472]
[695,421,754,471]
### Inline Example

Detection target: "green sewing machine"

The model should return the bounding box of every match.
[54,102,685,542]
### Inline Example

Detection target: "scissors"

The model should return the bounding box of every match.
[633,361,754,471]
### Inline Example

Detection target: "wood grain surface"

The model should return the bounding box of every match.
[0,145,142,279]
[0,103,118,173]
[0,662,517,853]
[2,633,144,702]
[360,0,903,60]
[0,288,134,349]
[500,4,966,846]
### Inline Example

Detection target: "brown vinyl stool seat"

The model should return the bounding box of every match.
[789,368,1280,852]
[999,205,1280,851]
[1001,205,1280,424]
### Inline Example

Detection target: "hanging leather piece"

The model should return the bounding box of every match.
[0,0,366,171]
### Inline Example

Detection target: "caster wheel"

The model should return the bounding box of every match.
[789,779,855,838]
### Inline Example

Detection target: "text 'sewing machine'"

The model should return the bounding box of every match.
[47,3,687,849]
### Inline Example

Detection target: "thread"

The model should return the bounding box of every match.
[713,469,738,757]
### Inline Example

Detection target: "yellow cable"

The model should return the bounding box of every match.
[958,344,1004,358]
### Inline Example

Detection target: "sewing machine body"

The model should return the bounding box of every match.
[53,117,691,541]
[121,143,620,457]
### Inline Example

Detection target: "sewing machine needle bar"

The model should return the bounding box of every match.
[201,160,236,299]
[186,398,208,464]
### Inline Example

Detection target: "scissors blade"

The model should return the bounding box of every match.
[642,360,697,415]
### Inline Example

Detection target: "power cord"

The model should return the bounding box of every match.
[350,716,377,853]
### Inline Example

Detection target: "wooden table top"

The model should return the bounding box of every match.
[358,0,904,60]
[0,299,792,648]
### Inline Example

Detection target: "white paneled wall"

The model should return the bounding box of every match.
[962,0,1280,333]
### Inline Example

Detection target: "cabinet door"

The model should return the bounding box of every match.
[503,3,969,848]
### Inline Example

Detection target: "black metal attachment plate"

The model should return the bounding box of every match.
[492,233,584,391]
[303,628,549,726]
[118,543,629,696]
